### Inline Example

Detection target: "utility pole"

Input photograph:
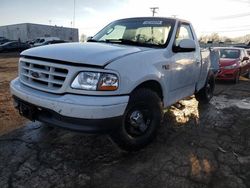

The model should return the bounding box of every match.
[150,7,159,17]
[73,0,76,28]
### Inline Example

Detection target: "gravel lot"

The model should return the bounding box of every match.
[0,53,250,188]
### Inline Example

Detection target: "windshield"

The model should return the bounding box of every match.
[91,18,175,48]
[219,49,240,59]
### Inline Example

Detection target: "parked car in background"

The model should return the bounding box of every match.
[233,45,249,49]
[214,47,250,83]
[0,41,30,52]
[0,37,10,45]
[33,37,60,47]
[43,40,67,45]
[27,39,36,46]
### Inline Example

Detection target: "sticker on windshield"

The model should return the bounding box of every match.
[143,21,163,25]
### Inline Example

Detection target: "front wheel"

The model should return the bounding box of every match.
[233,70,240,84]
[195,72,215,104]
[110,88,163,151]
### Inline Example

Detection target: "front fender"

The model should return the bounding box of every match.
[105,49,167,95]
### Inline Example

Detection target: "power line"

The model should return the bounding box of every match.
[73,0,76,28]
[201,27,250,34]
[216,24,250,29]
[201,25,250,33]
[212,12,250,20]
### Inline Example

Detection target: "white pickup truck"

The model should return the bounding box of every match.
[10,17,215,151]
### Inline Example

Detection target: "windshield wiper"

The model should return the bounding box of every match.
[87,39,115,43]
[105,39,162,47]
[89,38,160,48]
[87,39,99,42]
[105,39,139,45]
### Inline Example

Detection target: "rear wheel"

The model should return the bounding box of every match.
[244,69,250,79]
[110,88,163,151]
[195,72,215,104]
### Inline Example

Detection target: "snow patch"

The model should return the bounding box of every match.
[211,95,250,110]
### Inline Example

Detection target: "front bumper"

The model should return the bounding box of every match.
[10,78,129,133]
[216,68,238,80]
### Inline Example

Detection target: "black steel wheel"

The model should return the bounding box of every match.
[195,71,215,104]
[110,88,163,151]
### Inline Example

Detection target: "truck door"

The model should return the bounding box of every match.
[169,23,201,99]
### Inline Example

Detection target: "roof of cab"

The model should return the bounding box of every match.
[113,17,190,24]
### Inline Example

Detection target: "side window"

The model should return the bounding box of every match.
[174,24,194,46]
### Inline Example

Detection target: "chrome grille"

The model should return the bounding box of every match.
[20,61,68,91]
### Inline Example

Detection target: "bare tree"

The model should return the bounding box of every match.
[210,33,220,43]
[199,33,250,45]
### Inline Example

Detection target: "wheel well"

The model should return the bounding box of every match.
[132,80,163,101]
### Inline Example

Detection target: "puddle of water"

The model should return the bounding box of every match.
[211,96,250,110]
[235,99,250,110]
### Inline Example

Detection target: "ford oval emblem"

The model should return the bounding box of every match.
[31,72,40,78]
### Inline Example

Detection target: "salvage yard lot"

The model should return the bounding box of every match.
[0,53,250,187]
[0,52,26,135]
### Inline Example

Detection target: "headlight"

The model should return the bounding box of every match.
[223,63,238,70]
[71,71,119,91]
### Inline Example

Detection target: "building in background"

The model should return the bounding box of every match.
[0,23,79,42]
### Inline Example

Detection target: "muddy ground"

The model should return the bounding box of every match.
[0,53,250,188]
[0,52,26,135]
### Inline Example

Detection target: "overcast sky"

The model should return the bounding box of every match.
[1,0,250,38]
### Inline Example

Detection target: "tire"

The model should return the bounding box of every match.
[244,69,250,79]
[110,88,163,151]
[233,71,240,84]
[195,72,215,104]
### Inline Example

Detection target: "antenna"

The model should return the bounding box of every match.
[150,7,159,17]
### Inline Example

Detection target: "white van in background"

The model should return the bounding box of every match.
[33,37,60,47]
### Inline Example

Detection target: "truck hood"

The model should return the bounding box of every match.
[21,42,146,67]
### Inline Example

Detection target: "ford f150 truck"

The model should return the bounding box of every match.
[10,17,215,151]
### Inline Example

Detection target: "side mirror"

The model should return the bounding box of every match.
[242,56,249,61]
[86,36,93,42]
[173,39,196,53]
